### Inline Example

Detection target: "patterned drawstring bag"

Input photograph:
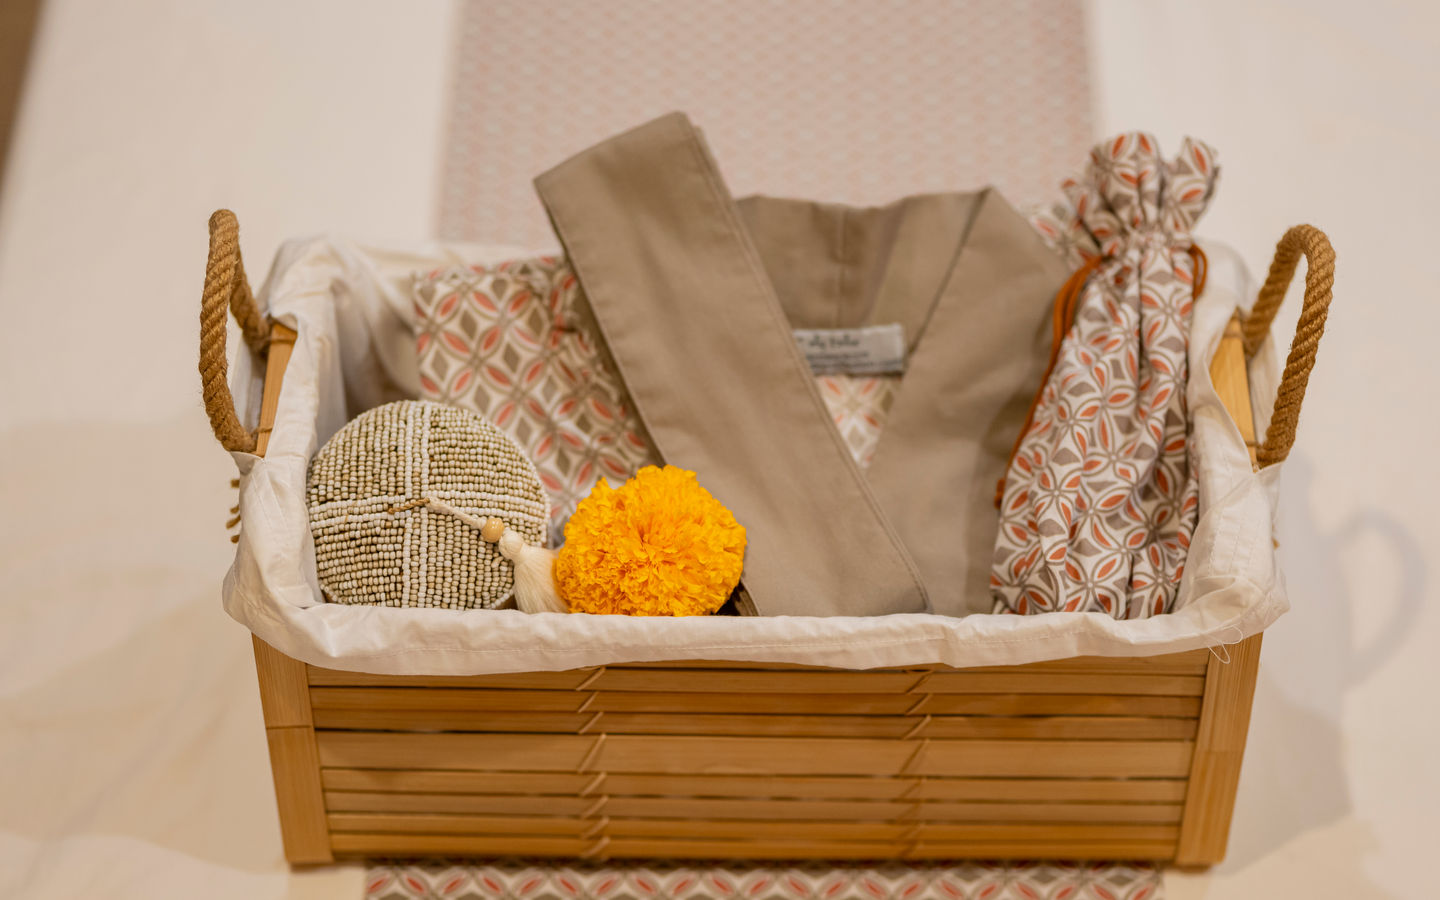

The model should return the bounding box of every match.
[992,133,1219,619]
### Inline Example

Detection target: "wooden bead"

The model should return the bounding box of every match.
[480,517,506,543]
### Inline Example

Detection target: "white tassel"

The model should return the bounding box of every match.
[420,499,568,614]
[497,529,569,614]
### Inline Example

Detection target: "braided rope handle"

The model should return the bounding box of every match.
[1240,225,1335,467]
[199,209,271,452]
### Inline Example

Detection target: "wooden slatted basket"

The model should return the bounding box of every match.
[204,215,1334,868]
[253,640,1257,865]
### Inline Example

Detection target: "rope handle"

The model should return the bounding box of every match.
[1241,225,1335,467]
[199,209,271,452]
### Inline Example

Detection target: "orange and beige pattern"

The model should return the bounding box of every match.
[992,133,1219,619]
[413,259,658,545]
[438,0,1093,247]
[366,859,1163,900]
[816,373,900,468]
[414,263,896,541]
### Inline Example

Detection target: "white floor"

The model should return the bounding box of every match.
[1,2,1436,898]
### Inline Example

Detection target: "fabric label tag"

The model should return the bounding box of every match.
[793,324,907,375]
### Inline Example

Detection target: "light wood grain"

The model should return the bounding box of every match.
[325,791,1182,824]
[603,818,912,841]
[327,832,1179,861]
[319,768,1190,804]
[330,813,588,837]
[327,791,596,817]
[312,708,1197,739]
[326,812,1178,844]
[253,323,297,457]
[325,792,886,821]
[922,715,1197,740]
[910,739,1193,778]
[310,687,588,712]
[253,636,312,728]
[964,648,1208,674]
[915,800,1182,823]
[253,633,331,863]
[314,687,1202,717]
[903,840,1177,861]
[321,768,596,796]
[892,693,1202,717]
[916,776,1188,803]
[330,833,590,857]
[265,727,332,864]
[307,668,591,689]
[317,731,591,771]
[1210,313,1260,466]
[919,823,1177,842]
[1175,633,1263,866]
[914,672,1205,696]
[313,709,594,733]
[315,732,1194,778]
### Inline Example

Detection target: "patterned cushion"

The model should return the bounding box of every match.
[413,259,894,543]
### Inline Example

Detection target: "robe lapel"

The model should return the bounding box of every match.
[535,112,929,617]
[866,190,1070,616]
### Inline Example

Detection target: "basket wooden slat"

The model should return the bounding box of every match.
[307,685,1207,717]
[326,833,1182,861]
[311,709,1199,739]
[313,732,1196,778]
[328,814,1181,842]
[324,794,1185,824]
[316,786,1189,818]
[915,694,1203,716]
[318,769,1192,804]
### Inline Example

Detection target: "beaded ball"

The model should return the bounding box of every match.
[306,400,548,609]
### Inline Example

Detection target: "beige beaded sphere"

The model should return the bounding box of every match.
[306,400,548,609]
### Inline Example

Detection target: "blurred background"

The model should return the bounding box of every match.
[0,1,1435,897]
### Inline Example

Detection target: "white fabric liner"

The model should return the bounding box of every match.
[222,236,1288,674]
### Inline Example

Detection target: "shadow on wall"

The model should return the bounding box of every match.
[1220,452,1423,892]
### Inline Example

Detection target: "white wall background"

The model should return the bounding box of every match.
[0,0,454,427]
[1089,2,1439,897]
[0,1,1435,897]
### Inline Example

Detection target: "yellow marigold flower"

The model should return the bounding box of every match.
[554,465,746,616]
